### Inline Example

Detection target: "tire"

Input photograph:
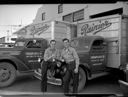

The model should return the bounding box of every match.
[0,62,16,87]
[78,67,87,92]
[69,67,87,92]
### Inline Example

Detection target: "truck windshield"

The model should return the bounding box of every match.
[15,41,25,47]
[71,39,89,51]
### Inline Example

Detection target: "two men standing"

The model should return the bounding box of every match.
[41,38,80,95]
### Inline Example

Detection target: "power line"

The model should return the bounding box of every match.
[0,25,22,27]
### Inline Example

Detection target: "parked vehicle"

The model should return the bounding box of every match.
[35,14,128,92]
[0,38,48,87]
[77,14,128,81]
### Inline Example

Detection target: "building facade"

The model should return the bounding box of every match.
[14,2,128,39]
[0,35,17,43]
[33,2,128,24]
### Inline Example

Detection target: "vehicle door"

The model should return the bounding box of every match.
[106,40,120,68]
[89,39,107,73]
[23,39,46,69]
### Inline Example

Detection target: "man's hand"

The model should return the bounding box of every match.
[74,67,79,73]
[61,59,65,62]
[51,54,56,59]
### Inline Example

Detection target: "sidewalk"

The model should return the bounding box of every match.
[0,90,66,97]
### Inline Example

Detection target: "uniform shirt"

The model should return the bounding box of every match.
[61,47,79,66]
[44,47,60,61]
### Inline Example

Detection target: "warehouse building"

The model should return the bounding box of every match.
[14,2,128,38]
[33,2,128,24]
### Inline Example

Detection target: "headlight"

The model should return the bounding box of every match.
[63,67,67,72]
[57,62,61,67]
[38,58,41,62]
[53,58,55,62]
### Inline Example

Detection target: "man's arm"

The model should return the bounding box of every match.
[56,49,61,60]
[58,49,64,61]
[44,49,52,61]
[72,48,80,69]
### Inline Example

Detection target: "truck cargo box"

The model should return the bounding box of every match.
[14,21,77,49]
[77,14,128,69]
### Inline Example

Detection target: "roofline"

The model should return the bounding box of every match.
[72,36,104,40]
[16,38,46,40]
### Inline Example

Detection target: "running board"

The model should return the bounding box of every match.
[34,70,62,85]
[88,72,110,80]
[34,70,41,80]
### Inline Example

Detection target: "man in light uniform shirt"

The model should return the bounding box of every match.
[41,40,60,92]
[61,38,79,95]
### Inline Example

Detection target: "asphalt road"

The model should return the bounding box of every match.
[0,74,123,96]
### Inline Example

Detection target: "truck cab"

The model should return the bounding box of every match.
[70,36,108,91]
[0,38,48,87]
[13,38,48,70]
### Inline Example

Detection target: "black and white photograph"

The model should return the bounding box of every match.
[0,2,128,97]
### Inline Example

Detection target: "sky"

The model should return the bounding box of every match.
[0,4,42,38]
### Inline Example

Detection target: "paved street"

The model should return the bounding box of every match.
[0,74,123,96]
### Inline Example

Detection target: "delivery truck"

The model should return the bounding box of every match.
[0,21,77,88]
[34,15,128,92]
[77,14,128,81]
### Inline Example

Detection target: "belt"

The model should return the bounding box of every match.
[66,60,75,64]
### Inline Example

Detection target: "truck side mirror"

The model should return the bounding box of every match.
[116,41,119,54]
[33,40,37,43]
[103,42,107,46]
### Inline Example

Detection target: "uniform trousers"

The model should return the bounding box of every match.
[63,61,79,94]
[41,60,56,92]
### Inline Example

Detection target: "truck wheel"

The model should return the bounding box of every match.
[0,62,16,87]
[78,67,87,92]
[69,67,87,92]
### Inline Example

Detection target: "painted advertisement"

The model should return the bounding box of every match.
[28,22,51,36]
[14,22,51,38]
[77,16,120,38]
[90,55,105,66]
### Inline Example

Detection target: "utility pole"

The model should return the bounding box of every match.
[7,30,9,42]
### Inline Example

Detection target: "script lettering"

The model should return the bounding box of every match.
[30,24,50,35]
[80,20,112,35]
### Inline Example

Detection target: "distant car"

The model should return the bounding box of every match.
[0,43,14,47]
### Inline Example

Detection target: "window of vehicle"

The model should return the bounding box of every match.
[42,12,45,21]
[71,39,78,48]
[26,40,42,48]
[58,4,63,14]
[71,38,89,51]
[92,40,106,51]
[15,41,25,47]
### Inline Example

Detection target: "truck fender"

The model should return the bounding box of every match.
[79,63,91,79]
[0,56,30,71]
